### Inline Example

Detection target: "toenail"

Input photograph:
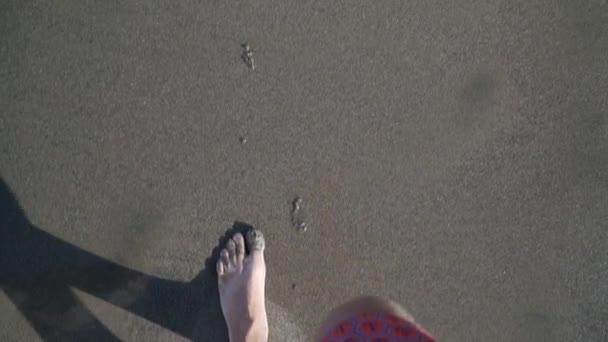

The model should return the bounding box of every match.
[246,229,265,251]
[220,249,229,260]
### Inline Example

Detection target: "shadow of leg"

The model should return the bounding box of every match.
[0,178,249,342]
[2,278,120,341]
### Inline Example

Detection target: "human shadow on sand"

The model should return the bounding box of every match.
[0,177,246,341]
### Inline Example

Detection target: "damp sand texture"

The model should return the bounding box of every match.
[1,1,608,341]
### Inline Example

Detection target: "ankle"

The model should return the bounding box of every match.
[228,317,268,342]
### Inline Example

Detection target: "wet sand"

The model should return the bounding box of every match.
[1,0,607,341]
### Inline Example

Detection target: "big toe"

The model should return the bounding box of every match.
[246,229,265,254]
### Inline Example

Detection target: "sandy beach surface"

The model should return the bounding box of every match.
[1,0,607,341]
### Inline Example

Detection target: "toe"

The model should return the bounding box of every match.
[216,259,225,276]
[234,233,245,261]
[246,229,265,254]
[226,239,237,263]
[220,249,231,268]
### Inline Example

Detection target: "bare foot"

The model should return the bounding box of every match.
[217,229,268,342]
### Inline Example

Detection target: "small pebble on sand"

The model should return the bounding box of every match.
[241,42,255,70]
[290,196,307,232]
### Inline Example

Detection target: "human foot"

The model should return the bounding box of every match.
[217,229,268,342]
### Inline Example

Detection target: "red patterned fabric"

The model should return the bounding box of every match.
[321,312,435,342]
